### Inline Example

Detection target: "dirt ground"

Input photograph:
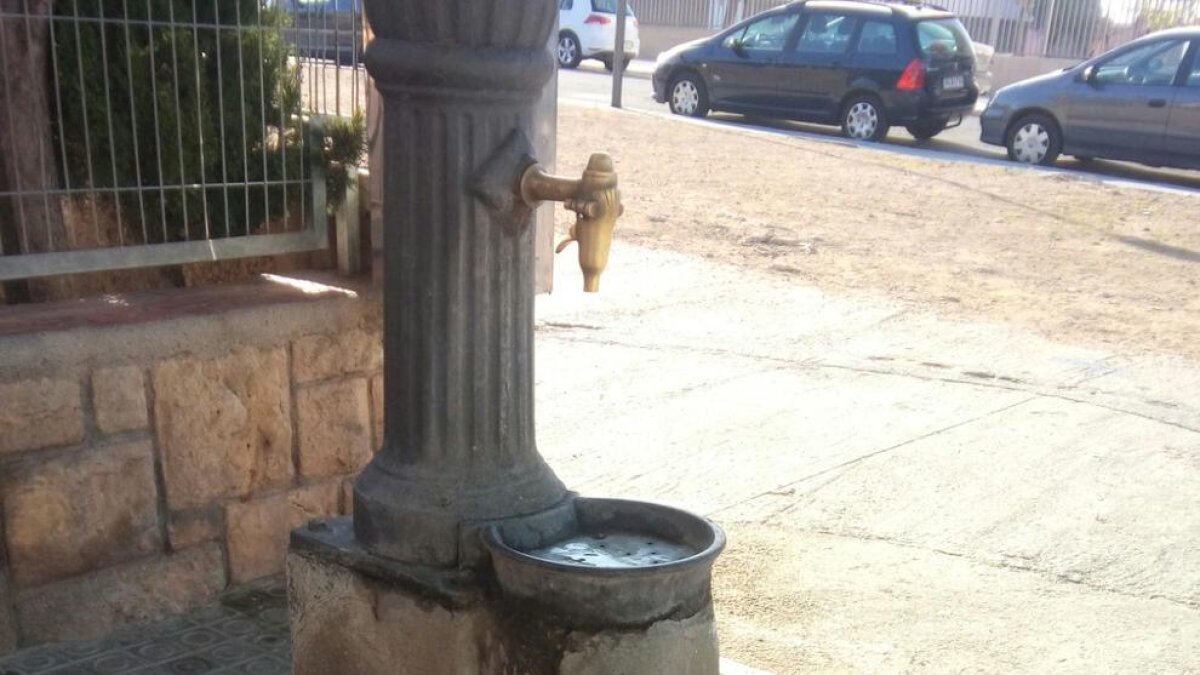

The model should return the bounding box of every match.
[555,105,1200,361]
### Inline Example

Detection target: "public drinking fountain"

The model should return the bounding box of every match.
[287,1,724,672]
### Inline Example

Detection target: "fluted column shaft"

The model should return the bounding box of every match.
[353,0,566,566]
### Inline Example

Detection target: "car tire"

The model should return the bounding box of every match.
[905,117,949,141]
[1006,113,1062,166]
[557,33,582,70]
[841,94,889,142]
[668,72,709,118]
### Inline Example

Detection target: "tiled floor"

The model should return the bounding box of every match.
[0,580,291,675]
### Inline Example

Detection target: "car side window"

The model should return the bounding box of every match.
[723,13,799,54]
[856,20,897,55]
[1093,39,1189,86]
[591,0,634,13]
[559,0,572,9]
[797,13,861,55]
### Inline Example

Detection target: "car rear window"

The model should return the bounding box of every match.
[592,0,636,16]
[857,20,898,55]
[916,18,972,58]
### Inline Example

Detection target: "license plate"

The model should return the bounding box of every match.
[943,74,965,90]
[625,40,634,51]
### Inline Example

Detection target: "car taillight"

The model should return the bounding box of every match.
[584,14,611,24]
[897,59,926,91]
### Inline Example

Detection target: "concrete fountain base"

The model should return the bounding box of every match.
[288,510,722,675]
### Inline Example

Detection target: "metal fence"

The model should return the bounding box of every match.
[940,0,1199,59]
[0,0,366,283]
[633,0,786,28]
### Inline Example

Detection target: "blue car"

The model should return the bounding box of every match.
[980,27,1200,169]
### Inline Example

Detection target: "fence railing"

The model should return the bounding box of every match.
[938,0,1199,59]
[0,0,366,283]
[633,0,786,28]
[637,0,1199,60]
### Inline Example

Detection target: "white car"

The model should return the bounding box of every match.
[972,41,995,96]
[557,0,640,70]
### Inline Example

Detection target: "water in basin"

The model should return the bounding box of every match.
[527,533,696,568]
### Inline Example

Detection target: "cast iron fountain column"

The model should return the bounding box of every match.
[352,0,569,567]
[289,2,723,672]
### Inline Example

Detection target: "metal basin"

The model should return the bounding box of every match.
[484,497,725,627]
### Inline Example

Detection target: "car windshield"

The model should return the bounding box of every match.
[591,0,636,16]
[916,18,972,59]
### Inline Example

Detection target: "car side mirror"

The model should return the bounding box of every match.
[730,37,747,57]
[1080,65,1096,84]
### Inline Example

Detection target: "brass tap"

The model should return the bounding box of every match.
[520,154,622,293]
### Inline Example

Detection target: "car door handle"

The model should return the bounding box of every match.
[1148,99,1167,108]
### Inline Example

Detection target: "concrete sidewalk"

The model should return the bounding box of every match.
[536,241,1200,673]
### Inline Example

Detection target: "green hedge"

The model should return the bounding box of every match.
[52,0,362,245]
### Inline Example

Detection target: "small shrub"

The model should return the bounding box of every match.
[52,0,360,246]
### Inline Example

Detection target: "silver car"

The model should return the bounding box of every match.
[980,27,1200,169]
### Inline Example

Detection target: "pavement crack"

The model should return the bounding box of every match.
[797,527,1200,612]
[705,395,1040,519]
[541,332,1200,434]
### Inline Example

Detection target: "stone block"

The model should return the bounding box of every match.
[92,366,148,434]
[370,373,383,451]
[15,543,225,646]
[153,347,293,509]
[288,549,491,675]
[297,379,372,478]
[226,482,340,583]
[3,440,161,588]
[292,329,382,383]
[168,506,225,550]
[558,609,720,675]
[0,378,83,455]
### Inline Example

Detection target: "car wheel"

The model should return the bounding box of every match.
[557,33,582,69]
[1006,113,1062,166]
[841,95,889,142]
[668,73,709,118]
[905,117,949,141]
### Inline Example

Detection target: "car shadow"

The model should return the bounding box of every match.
[1113,235,1200,263]
[1058,159,1200,194]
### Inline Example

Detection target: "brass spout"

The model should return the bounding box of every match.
[521,153,622,292]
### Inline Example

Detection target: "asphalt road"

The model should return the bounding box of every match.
[558,66,1200,195]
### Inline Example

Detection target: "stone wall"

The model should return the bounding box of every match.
[638,25,713,59]
[0,273,381,652]
[991,54,1079,91]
